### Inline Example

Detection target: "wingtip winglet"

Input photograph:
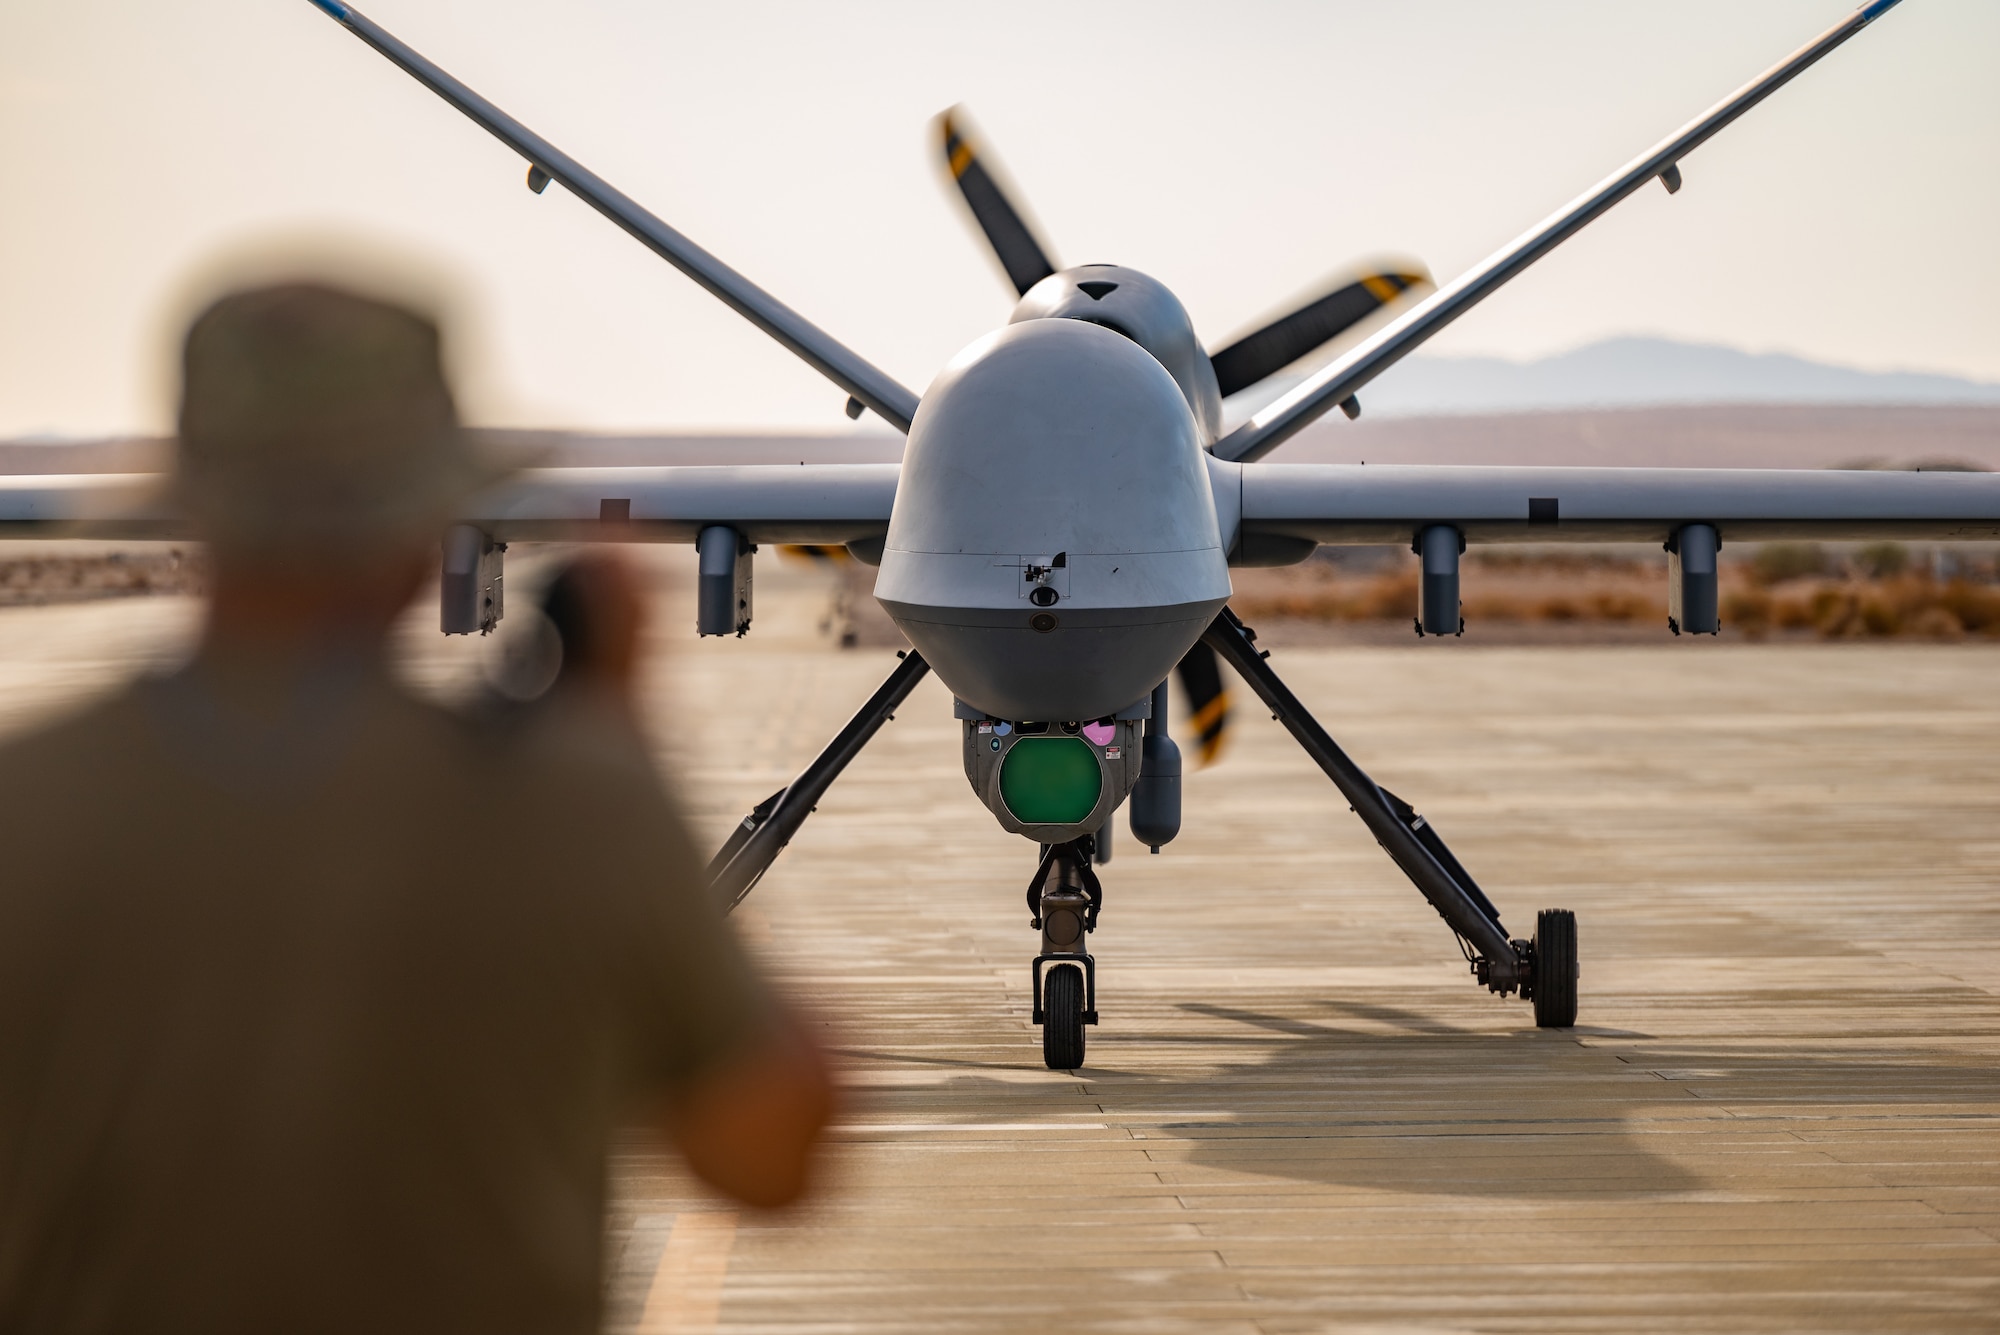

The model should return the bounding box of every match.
[1859,0,1902,20]
[307,0,352,20]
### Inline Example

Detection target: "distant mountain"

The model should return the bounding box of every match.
[12,338,2000,478]
[7,406,1998,477]
[1229,336,2000,421]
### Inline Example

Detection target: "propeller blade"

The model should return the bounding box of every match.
[776,543,850,564]
[1175,642,1230,768]
[936,107,1058,297]
[1208,266,1433,399]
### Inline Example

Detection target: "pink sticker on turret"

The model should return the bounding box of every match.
[1081,721,1116,746]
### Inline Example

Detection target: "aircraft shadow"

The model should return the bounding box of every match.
[1060,998,2000,1200]
[1080,999,1700,1199]
[831,997,2000,1203]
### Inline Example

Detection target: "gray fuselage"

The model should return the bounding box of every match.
[873,266,1232,723]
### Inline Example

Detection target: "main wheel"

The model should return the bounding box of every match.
[1532,908,1578,1029]
[1042,963,1086,1069]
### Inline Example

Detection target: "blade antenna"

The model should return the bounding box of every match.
[305,0,919,432]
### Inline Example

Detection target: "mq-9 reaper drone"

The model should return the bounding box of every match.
[274,1,1985,1068]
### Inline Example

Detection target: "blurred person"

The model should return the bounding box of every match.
[0,283,832,1335]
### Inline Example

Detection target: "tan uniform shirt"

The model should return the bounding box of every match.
[0,658,772,1334]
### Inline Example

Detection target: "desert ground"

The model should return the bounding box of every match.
[3,551,1996,1332]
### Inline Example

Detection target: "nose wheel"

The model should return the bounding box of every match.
[1026,838,1102,1069]
[1039,962,1088,1069]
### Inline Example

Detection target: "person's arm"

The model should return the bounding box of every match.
[536,550,836,1205]
[662,1015,835,1209]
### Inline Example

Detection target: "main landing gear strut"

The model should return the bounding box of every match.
[708,650,932,910]
[1200,607,1578,1028]
[707,620,1575,1072]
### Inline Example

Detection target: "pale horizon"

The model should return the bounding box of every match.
[3,0,1995,438]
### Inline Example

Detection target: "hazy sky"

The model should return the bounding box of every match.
[2,0,1994,437]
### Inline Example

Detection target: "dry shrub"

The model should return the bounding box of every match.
[1725,589,1773,637]
[1589,591,1650,622]
[1772,595,1819,630]
[1356,572,1417,620]
[1232,559,2000,641]
[1783,576,2000,639]
[1231,571,1415,623]
[1938,580,2000,633]
[1809,588,1878,638]
[1537,597,1580,622]
[1463,593,1530,621]
[1472,549,1646,575]
[1807,587,1850,629]
[1750,543,1829,586]
[1854,542,1910,579]
[1859,594,1900,636]
[0,552,204,606]
[1907,606,1967,641]
[1231,591,1335,621]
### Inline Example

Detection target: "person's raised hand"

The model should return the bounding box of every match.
[664,1016,835,1209]
[541,552,648,706]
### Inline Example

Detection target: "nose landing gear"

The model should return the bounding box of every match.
[1027,837,1101,1069]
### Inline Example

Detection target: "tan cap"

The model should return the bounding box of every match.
[175,282,511,555]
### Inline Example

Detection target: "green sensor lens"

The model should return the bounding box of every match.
[998,736,1102,824]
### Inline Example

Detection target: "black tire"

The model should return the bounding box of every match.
[1533,908,1579,1029]
[1042,963,1086,1069]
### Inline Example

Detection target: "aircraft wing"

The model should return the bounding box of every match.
[0,464,901,548]
[0,474,176,539]
[305,1,920,433]
[1227,464,2000,552]
[17,460,1995,548]
[469,464,898,545]
[1213,0,1905,465]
